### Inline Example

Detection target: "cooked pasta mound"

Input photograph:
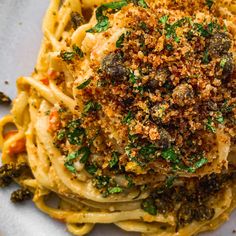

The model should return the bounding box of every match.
[0,0,236,235]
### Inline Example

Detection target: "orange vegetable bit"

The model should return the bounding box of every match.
[48,109,61,132]
[4,130,26,155]
[40,77,49,86]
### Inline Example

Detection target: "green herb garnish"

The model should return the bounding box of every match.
[166,176,175,188]
[139,144,157,158]
[173,156,207,173]
[109,152,120,169]
[207,22,220,33]
[60,45,84,62]
[129,72,139,84]
[202,50,210,64]
[125,175,134,188]
[194,22,220,38]
[206,118,216,133]
[67,120,85,145]
[87,0,128,33]
[221,100,235,114]
[95,175,110,189]
[206,0,214,9]
[116,33,125,48]
[139,21,149,32]
[85,164,98,175]
[77,78,92,89]
[88,17,109,33]
[165,18,186,42]
[187,158,208,173]
[78,146,91,163]
[159,15,169,24]
[83,101,102,114]
[108,186,123,194]
[166,44,173,51]
[64,162,77,173]
[72,44,84,58]
[65,146,90,165]
[216,114,224,124]
[122,111,133,124]
[220,58,227,68]
[57,129,66,141]
[162,148,180,164]
[194,23,210,37]
[64,151,78,173]
[136,0,148,8]
[60,51,75,62]
[141,198,157,215]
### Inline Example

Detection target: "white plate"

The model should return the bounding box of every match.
[0,1,235,235]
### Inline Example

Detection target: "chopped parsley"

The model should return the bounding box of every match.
[87,0,149,33]
[95,175,110,189]
[139,144,157,158]
[64,146,90,173]
[206,0,214,9]
[216,112,224,124]
[206,118,216,133]
[64,162,76,173]
[141,198,157,215]
[109,152,120,169]
[207,22,220,33]
[60,51,75,62]
[202,50,210,64]
[194,22,220,38]
[220,58,227,68]
[116,33,125,48]
[60,45,84,62]
[161,148,180,164]
[129,72,139,84]
[131,0,148,8]
[122,111,133,124]
[156,175,176,194]
[77,146,91,164]
[139,21,149,32]
[57,129,66,141]
[72,45,84,58]
[159,15,169,24]
[64,152,78,173]
[194,23,210,37]
[187,158,208,173]
[221,100,235,115]
[83,101,102,114]
[85,163,98,175]
[108,186,123,194]
[125,175,134,188]
[66,151,79,161]
[67,120,85,145]
[164,18,186,42]
[166,176,175,188]
[166,43,173,51]
[87,0,128,33]
[55,119,86,146]
[173,156,208,173]
[77,78,92,89]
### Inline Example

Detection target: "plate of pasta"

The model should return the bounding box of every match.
[0,0,236,236]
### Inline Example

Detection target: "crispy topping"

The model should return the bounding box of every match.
[0,92,11,105]
[51,2,235,206]
[10,188,32,203]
